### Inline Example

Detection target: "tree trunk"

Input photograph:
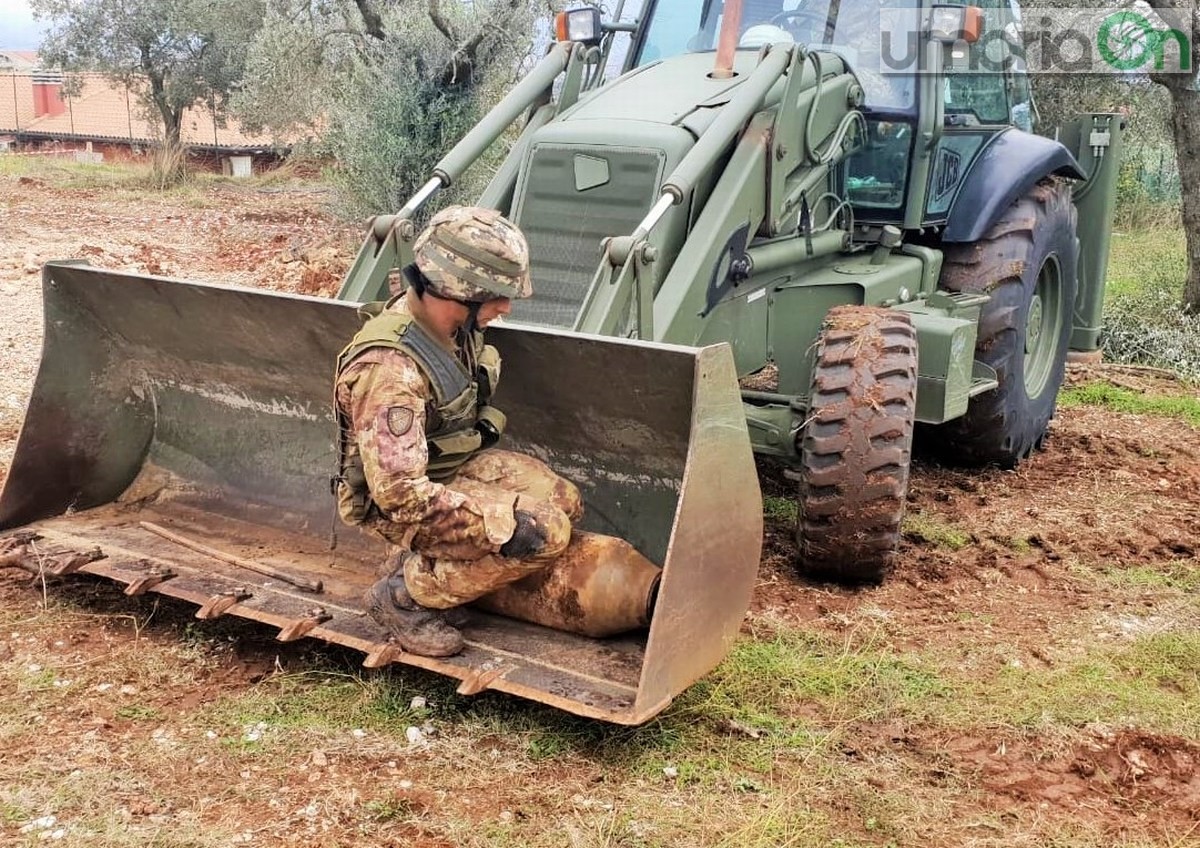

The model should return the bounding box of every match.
[137,45,188,186]
[1147,1,1200,311]
[1168,87,1200,311]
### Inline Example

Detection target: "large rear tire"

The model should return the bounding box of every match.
[797,306,918,584]
[933,180,1079,467]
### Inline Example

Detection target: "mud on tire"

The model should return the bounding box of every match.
[932,179,1079,467]
[797,305,918,584]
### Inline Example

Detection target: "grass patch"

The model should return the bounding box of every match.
[669,627,949,733]
[2,151,327,202]
[1081,561,1200,593]
[1058,383,1200,426]
[902,513,971,550]
[114,704,164,722]
[1105,226,1186,301]
[763,495,799,524]
[199,669,439,737]
[960,630,1200,734]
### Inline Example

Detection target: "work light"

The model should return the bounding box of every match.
[555,6,603,46]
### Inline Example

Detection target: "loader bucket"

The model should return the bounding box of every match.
[0,262,762,724]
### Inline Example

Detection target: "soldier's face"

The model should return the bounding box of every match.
[477,297,513,328]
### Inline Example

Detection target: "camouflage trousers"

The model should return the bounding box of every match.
[369,449,583,609]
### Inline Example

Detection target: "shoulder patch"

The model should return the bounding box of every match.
[386,406,415,437]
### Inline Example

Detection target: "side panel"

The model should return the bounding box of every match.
[1056,114,1125,353]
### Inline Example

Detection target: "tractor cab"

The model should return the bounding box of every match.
[621,0,1034,228]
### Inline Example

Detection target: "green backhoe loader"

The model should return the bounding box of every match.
[0,0,1122,723]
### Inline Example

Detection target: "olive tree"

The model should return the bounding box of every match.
[233,0,542,215]
[32,0,262,181]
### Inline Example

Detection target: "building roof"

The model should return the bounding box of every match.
[0,71,280,151]
[0,51,41,72]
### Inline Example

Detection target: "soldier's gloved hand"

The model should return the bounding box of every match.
[476,418,502,450]
[499,509,547,559]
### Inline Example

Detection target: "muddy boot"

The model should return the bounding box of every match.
[442,606,473,628]
[365,573,465,657]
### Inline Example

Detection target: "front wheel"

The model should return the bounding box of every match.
[933,179,1079,467]
[797,305,918,584]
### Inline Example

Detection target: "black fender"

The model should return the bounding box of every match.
[942,129,1085,243]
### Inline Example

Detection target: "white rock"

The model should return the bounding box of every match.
[499,811,514,823]
[410,696,427,710]
[398,779,413,790]
[662,766,678,778]
[405,726,424,745]
[26,663,42,673]
[351,728,366,739]
[119,685,138,695]
[19,816,56,834]
[310,750,328,767]
[205,730,218,740]
[95,683,113,692]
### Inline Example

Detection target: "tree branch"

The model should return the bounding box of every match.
[428,0,459,45]
[352,0,386,40]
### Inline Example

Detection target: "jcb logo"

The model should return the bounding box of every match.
[934,150,962,201]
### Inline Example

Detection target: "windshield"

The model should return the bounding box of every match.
[636,0,919,111]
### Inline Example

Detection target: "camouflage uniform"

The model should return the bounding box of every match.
[335,206,582,623]
[335,308,582,608]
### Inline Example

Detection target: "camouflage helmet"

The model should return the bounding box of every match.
[412,206,533,302]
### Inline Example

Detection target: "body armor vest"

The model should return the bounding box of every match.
[334,302,503,524]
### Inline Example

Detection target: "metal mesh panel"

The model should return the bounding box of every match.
[512,144,665,328]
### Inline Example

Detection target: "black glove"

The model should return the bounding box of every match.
[499,509,547,559]
[476,418,502,450]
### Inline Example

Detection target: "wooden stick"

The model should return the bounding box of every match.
[139,521,323,593]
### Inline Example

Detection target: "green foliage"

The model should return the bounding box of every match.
[232,0,535,216]
[327,64,482,218]
[1101,288,1200,381]
[1101,228,1200,379]
[1058,383,1200,425]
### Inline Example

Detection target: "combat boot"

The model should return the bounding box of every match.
[379,549,471,627]
[365,573,465,657]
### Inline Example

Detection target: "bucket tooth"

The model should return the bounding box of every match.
[0,532,38,569]
[123,561,177,596]
[456,664,514,696]
[196,588,252,620]
[42,546,105,577]
[362,642,402,669]
[275,609,332,642]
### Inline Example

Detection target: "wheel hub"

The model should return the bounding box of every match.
[1025,294,1044,355]
[1024,258,1062,398]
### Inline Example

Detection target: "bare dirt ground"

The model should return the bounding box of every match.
[1,169,1198,846]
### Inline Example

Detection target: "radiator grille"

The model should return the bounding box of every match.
[511,144,665,328]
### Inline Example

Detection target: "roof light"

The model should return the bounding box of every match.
[929,5,983,44]
[555,6,603,46]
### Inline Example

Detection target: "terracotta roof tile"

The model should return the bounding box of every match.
[0,72,279,149]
